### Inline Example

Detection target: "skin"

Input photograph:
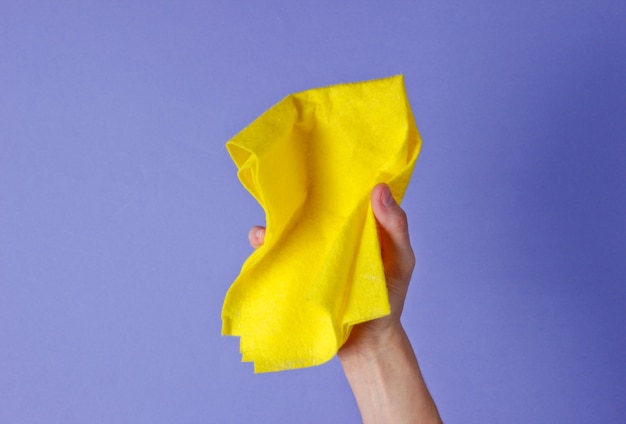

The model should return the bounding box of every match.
[248,183,442,423]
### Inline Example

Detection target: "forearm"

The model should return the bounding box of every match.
[338,324,442,424]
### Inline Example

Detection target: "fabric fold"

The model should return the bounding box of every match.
[222,75,422,372]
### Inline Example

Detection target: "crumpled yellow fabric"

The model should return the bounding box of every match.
[222,75,421,372]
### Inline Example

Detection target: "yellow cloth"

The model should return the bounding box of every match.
[222,75,421,372]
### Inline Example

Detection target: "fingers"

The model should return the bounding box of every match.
[248,226,266,249]
[247,185,414,280]
[370,184,415,282]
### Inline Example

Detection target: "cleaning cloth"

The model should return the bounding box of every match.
[222,75,421,372]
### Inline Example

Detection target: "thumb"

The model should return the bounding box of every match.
[370,183,415,282]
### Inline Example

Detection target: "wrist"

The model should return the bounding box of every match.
[338,322,442,423]
[338,320,405,366]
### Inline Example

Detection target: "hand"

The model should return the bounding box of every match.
[247,183,415,352]
[338,182,415,354]
[248,183,441,423]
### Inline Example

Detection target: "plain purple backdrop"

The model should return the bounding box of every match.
[1,1,625,423]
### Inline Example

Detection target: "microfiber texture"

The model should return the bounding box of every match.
[222,75,421,372]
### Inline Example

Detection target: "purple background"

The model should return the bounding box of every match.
[2,1,625,422]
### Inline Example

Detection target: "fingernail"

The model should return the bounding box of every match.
[382,185,394,207]
[256,228,265,239]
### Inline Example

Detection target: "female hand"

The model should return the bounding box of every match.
[248,183,441,423]
[247,182,415,355]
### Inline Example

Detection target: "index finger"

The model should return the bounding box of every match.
[248,226,266,249]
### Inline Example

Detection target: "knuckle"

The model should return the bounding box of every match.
[390,209,409,233]
[406,249,416,272]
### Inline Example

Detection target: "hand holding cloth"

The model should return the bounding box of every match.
[222,75,421,372]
